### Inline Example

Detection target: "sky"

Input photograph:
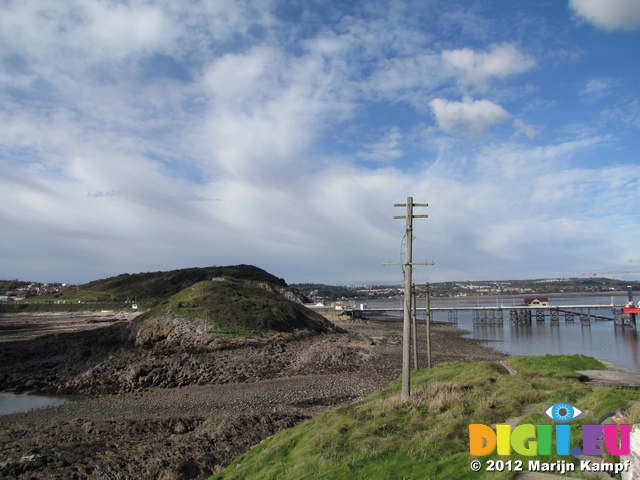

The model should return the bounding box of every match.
[2,0,640,286]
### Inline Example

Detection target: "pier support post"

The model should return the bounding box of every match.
[628,286,637,328]
[473,309,503,325]
[510,309,531,325]
[581,311,591,326]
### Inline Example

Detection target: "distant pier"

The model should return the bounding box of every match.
[337,304,635,327]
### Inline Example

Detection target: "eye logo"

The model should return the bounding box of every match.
[544,403,584,422]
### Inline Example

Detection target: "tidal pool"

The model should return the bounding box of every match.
[0,392,69,415]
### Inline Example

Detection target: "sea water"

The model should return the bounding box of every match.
[0,392,68,416]
[366,293,640,373]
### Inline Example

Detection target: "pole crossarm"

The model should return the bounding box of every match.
[382,262,434,266]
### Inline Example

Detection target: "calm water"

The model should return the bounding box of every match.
[365,293,640,373]
[0,393,68,416]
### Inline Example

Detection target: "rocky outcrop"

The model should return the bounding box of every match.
[0,277,345,396]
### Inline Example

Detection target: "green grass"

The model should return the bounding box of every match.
[211,356,640,480]
[507,355,605,379]
[138,280,333,336]
[65,265,287,305]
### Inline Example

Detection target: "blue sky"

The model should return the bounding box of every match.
[2,0,640,285]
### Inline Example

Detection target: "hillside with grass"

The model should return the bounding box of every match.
[212,355,640,480]
[131,278,336,342]
[2,265,309,312]
[80,264,289,301]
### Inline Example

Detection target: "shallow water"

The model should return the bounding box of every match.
[0,392,69,416]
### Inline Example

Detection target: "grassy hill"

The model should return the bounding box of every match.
[134,279,335,336]
[3,265,306,311]
[81,264,287,299]
[211,355,639,480]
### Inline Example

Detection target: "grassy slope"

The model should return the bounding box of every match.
[24,265,289,305]
[3,265,305,313]
[136,280,335,335]
[212,355,640,480]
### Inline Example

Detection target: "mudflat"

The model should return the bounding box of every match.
[0,311,506,479]
[0,311,141,343]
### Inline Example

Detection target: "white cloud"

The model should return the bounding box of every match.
[429,97,510,137]
[204,47,284,110]
[0,2,176,66]
[569,0,640,30]
[442,43,535,90]
[83,3,174,56]
[195,32,367,185]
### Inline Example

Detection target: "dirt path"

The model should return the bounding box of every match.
[0,313,506,479]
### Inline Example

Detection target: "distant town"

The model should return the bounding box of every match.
[292,277,640,301]
[0,281,71,302]
[2,277,640,304]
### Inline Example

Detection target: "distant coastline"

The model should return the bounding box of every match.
[293,277,640,301]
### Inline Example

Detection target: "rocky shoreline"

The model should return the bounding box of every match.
[0,312,506,479]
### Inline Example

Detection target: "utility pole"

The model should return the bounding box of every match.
[411,284,418,371]
[384,197,432,400]
[425,283,432,368]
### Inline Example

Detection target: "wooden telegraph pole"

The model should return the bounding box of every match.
[384,197,432,400]
[425,283,432,368]
[411,284,418,371]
